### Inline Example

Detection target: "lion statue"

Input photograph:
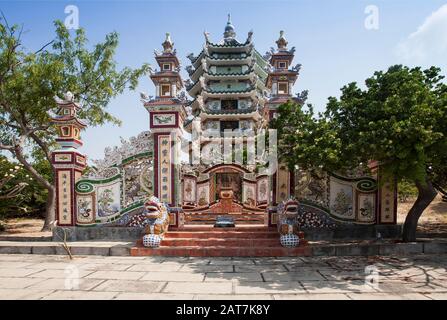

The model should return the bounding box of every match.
[141,196,170,248]
[277,198,302,248]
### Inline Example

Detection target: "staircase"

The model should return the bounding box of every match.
[184,212,266,225]
[130,225,308,257]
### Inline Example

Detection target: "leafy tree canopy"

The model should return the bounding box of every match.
[0,18,150,230]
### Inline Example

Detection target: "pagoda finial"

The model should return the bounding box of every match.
[223,13,236,41]
[162,32,174,53]
[276,30,288,51]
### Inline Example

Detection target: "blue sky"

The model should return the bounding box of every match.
[2,0,447,160]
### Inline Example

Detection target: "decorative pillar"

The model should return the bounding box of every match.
[142,33,187,209]
[51,92,87,226]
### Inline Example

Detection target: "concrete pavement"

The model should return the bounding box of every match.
[0,253,446,300]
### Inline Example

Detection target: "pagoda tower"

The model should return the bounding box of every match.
[185,15,270,164]
[51,92,87,226]
[266,31,303,204]
[143,33,188,208]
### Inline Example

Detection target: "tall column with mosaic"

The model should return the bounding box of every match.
[51,92,87,226]
[142,33,188,223]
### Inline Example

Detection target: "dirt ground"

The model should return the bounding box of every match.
[1,195,446,238]
[398,194,447,236]
[0,218,50,238]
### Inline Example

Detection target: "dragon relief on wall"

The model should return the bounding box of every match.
[294,168,329,208]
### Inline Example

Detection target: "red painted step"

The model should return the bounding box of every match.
[170,225,270,232]
[164,231,279,239]
[138,238,282,247]
[132,224,307,257]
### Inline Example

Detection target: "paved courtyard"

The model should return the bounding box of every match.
[0,253,446,300]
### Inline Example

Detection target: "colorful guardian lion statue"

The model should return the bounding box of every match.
[277,198,301,248]
[141,196,170,248]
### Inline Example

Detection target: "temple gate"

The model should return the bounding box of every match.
[51,17,398,254]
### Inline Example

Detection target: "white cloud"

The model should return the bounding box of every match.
[395,4,447,63]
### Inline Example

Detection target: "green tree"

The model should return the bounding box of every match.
[272,65,447,242]
[0,18,150,230]
[398,180,418,203]
[0,154,49,218]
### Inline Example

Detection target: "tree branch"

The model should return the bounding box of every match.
[34,40,55,55]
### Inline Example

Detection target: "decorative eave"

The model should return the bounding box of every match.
[206,40,249,48]
[150,72,183,89]
[203,108,256,115]
[143,97,187,109]
[206,55,253,64]
[203,85,255,95]
[266,95,302,107]
[187,70,257,97]
[188,63,204,83]
[189,54,257,82]
[266,69,299,87]
[206,42,253,53]
[201,110,262,121]
[188,38,253,67]
[200,87,259,104]
[207,67,253,78]
[188,50,205,68]
[55,101,81,111]
[269,50,295,64]
[51,116,87,128]
[154,53,181,68]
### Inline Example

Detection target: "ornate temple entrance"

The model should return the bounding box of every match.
[181,164,266,225]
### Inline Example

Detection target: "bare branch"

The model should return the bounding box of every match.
[34,40,54,55]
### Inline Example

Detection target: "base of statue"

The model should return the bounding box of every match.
[214,216,235,228]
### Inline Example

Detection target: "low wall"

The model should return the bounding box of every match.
[52,224,402,241]
[302,225,402,241]
[52,226,144,242]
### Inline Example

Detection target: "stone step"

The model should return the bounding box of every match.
[171,225,269,232]
[139,237,282,247]
[164,231,279,239]
[130,245,312,257]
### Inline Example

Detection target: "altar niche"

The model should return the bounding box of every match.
[214,172,242,202]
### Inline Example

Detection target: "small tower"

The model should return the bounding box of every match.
[266,30,300,107]
[143,34,187,210]
[150,33,183,99]
[266,31,302,205]
[52,92,86,149]
[51,92,87,226]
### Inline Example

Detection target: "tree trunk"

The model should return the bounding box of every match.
[41,185,56,232]
[402,179,437,242]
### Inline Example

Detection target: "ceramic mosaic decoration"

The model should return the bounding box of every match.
[277,198,301,247]
[141,197,170,248]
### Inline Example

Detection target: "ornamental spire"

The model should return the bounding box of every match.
[276,30,288,51]
[223,14,236,41]
[162,32,174,53]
